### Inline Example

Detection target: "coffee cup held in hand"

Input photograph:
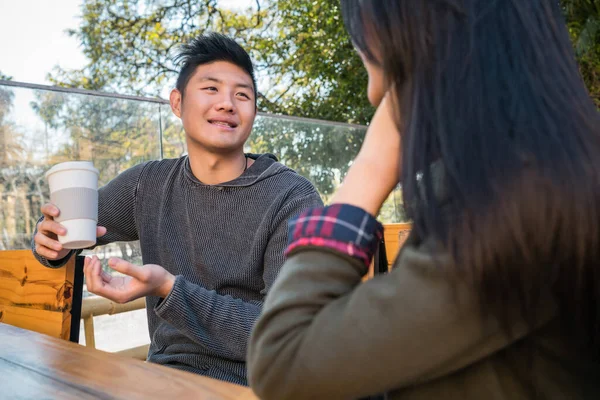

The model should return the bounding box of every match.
[45,161,99,249]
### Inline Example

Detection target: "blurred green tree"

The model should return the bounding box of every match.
[50,0,598,122]
[49,0,374,124]
[563,0,600,107]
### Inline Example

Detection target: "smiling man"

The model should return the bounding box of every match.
[31,33,322,385]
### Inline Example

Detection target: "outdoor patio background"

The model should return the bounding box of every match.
[0,80,406,351]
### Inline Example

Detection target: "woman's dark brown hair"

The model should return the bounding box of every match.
[342,0,600,355]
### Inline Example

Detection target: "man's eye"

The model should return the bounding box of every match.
[203,87,217,92]
[238,93,250,99]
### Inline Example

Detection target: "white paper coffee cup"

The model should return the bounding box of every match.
[45,161,100,249]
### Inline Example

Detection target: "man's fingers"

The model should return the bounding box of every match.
[108,258,145,281]
[89,257,128,303]
[85,256,103,293]
[92,257,103,286]
[38,219,67,236]
[40,203,60,219]
[33,230,70,260]
[84,257,138,303]
[83,257,93,291]
[34,244,59,260]
[100,269,112,283]
[34,231,63,252]
[96,226,107,237]
[85,257,112,284]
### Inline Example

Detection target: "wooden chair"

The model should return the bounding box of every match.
[379,223,412,271]
[366,223,412,280]
[0,250,84,342]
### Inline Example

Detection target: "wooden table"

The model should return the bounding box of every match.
[0,323,259,399]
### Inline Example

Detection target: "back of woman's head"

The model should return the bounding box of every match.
[342,0,600,354]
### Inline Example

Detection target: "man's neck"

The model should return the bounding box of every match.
[187,147,248,185]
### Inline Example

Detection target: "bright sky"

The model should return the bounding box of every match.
[0,0,253,87]
[0,0,86,84]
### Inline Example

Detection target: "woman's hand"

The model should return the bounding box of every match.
[332,93,402,216]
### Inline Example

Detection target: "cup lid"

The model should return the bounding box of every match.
[45,161,99,179]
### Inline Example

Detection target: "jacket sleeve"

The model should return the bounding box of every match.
[247,204,554,399]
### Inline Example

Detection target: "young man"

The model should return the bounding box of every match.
[32,33,322,385]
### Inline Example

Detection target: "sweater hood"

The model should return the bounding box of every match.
[183,153,295,188]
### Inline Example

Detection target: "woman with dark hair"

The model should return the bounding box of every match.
[247,1,600,398]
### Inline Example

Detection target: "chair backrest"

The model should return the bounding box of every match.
[365,223,412,281]
[0,250,83,342]
[381,223,412,270]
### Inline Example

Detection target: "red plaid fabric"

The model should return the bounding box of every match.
[285,203,383,267]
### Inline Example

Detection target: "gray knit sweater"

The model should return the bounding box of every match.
[32,153,323,385]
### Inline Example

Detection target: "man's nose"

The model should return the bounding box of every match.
[214,95,235,113]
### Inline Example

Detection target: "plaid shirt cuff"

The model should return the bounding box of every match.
[285,203,384,267]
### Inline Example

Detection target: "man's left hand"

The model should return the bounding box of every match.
[84,256,176,303]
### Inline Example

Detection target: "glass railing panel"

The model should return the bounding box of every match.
[0,83,162,250]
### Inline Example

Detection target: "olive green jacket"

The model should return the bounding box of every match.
[248,239,599,399]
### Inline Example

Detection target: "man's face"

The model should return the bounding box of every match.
[170,61,256,154]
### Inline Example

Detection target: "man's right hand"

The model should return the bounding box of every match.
[34,203,107,260]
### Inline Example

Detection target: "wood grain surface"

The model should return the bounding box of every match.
[0,323,259,400]
[0,250,76,339]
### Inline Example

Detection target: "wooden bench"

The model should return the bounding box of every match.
[0,250,84,342]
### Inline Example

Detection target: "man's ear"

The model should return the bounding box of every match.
[170,89,182,118]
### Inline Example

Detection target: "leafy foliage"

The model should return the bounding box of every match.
[52,0,598,122]
[50,0,373,124]
[563,0,600,107]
